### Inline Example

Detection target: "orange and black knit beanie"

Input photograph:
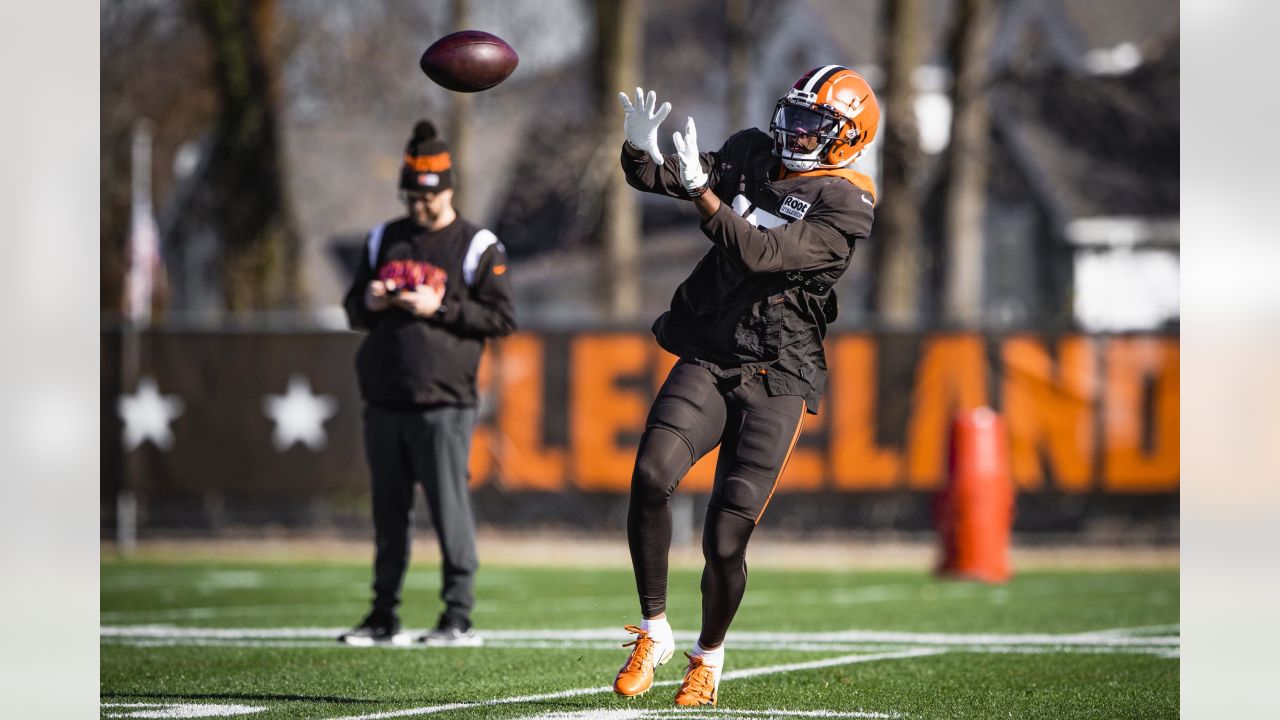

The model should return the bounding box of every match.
[400,120,453,191]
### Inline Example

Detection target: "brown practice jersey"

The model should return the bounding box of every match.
[620,128,876,414]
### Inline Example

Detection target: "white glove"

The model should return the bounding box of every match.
[671,116,709,196]
[618,87,671,165]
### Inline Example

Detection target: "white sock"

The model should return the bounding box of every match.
[693,641,724,667]
[641,616,672,641]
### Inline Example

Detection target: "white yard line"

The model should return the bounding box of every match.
[1089,624,1181,637]
[316,648,942,720]
[102,625,356,639]
[100,702,266,718]
[100,625,1180,648]
[99,637,1181,657]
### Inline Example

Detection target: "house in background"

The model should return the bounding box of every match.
[912,0,1179,330]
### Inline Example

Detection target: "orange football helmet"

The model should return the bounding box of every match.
[770,65,880,171]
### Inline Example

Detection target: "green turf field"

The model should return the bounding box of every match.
[101,557,1178,719]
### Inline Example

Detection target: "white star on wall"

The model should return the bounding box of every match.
[262,375,338,452]
[118,376,185,451]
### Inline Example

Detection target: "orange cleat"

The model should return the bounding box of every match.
[673,652,721,706]
[612,624,674,697]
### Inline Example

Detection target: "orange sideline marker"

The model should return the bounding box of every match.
[936,407,1014,583]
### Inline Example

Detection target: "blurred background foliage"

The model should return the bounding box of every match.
[101,0,1178,331]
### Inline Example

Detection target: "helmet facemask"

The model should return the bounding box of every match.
[769,89,863,172]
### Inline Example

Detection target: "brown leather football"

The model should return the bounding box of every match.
[419,31,518,93]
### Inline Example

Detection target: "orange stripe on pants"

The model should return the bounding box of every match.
[755,414,806,524]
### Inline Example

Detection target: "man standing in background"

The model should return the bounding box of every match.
[339,120,515,647]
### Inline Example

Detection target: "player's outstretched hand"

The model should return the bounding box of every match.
[672,116,709,197]
[618,87,671,165]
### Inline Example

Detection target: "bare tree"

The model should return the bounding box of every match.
[198,0,301,311]
[941,0,999,326]
[596,0,643,320]
[874,0,926,327]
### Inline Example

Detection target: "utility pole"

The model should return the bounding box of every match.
[118,119,160,555]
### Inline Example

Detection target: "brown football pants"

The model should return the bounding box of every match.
[627,360,804,647]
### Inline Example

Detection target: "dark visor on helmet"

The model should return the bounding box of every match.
[771,104,842,154]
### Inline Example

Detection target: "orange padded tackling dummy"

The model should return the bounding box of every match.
[935,407,1014,583]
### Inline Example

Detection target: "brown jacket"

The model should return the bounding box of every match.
[621,128,876,413]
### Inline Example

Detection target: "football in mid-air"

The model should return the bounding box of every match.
[419,31,518,93]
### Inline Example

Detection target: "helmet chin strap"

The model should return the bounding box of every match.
[782,156,818,172]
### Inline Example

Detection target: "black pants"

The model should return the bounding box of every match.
[627,360,805,647]
[363,403,479,622]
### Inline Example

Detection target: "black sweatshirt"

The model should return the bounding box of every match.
[620,129,876,413]
[343,216,515,408]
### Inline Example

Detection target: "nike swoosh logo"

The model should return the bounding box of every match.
[861,195,874,207]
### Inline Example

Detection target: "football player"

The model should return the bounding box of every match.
[611,66,880,706]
